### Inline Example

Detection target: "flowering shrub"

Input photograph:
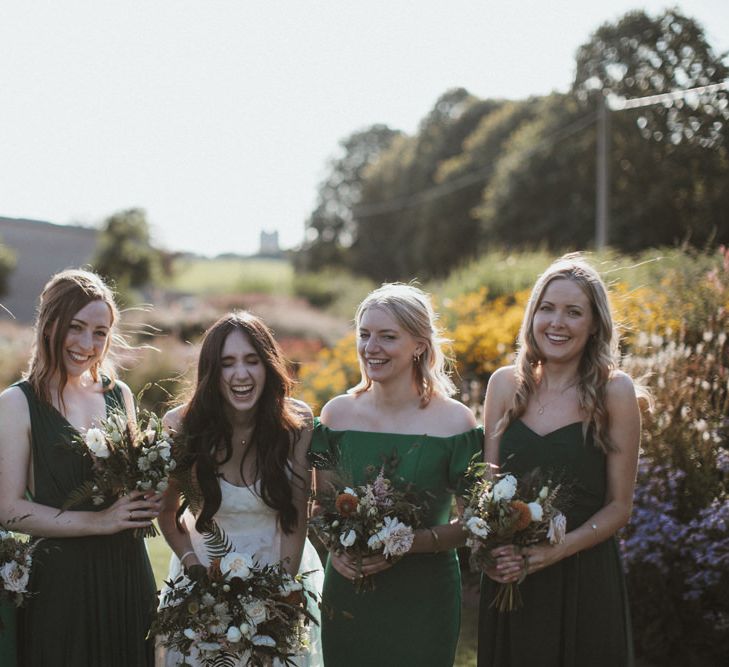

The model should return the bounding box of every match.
[442,288,530,379]
[620,253,729,665]
[297,333,360,412]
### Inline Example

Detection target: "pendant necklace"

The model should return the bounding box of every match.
[534,380,578,415]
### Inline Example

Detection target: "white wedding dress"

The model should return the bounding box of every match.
[160,477,324,667]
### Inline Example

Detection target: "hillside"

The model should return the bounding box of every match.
[0,216,98,322]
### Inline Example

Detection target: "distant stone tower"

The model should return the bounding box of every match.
[259,230,281,256]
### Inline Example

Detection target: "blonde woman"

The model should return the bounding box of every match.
[310,284,482,666]
[478,255,642,667]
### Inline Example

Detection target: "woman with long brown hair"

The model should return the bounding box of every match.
[0,269,158,666]
[157,311,323,666]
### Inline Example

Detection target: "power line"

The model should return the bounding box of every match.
[608,80,728,111]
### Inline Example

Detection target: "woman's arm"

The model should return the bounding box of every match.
[0,386,157,537]
[157,406,203,571]
[279,402,314,576]
[521,372,641,574]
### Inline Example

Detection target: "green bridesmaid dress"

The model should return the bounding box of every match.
[15,380,156,667]
[310,420,483,667]
[478,420,633,667]
[0,596,18,666]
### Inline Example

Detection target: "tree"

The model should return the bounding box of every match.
[0,237,16,299]
[352,89,501,280]
[573,8,729,248]
[296,124,401,271]
[477,94,598,249]
[478,9,729,251]
[93,208,163,294]
[573,9,729,148]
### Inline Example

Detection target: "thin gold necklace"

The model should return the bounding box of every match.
[534,381,578,415]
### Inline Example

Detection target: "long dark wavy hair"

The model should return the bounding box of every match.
[177,311,304,534]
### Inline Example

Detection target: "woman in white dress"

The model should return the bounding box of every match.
[157,311,323,666]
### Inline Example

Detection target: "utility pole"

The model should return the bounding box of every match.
[595,94,610,251]
[595,80,728,252]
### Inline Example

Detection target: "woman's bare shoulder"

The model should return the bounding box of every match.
[429,394,478,432]
[319,393,363,429]
[287,398,313,427]
[162,404,187,433]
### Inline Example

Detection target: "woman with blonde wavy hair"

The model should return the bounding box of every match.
[310,283,482,666]
[477,254,642,667]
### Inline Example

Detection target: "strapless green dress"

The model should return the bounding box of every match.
[16,380,156,667]
[0,597,17,666]
[478,420,633,667]
[310,421,483,667]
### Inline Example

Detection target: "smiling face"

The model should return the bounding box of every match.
[357,305,424,385]
[531,277,596,365]
[60,300,113,378]
[218,329,267,415]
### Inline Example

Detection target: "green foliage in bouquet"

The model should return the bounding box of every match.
[62,407,177,538]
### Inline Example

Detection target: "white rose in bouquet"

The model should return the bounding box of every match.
[340,529,357,548]
[243,598,269,626]
[492,474,517,501]
[221,552,253,581]
[528,502,544,522]
[466,516,491,538]
[84,428,110,458]
[0,560,30,593]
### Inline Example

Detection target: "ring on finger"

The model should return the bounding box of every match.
[129,510,133,521]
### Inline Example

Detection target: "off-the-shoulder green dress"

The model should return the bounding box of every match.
[310,420,483,667]
[478,420,633,667]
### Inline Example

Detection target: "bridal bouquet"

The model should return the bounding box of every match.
[63,408,176,537]
[462,464,567,611]
[309,467,424,591]
[153,526,316,667]
[0,528,38,630]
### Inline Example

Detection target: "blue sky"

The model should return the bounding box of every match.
[0,1,726,256]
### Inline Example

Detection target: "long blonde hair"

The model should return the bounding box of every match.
[501,255,618,451]
[350,283,456,406]
[26,269,120,407]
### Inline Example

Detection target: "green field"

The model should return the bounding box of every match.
[163,256,294,296]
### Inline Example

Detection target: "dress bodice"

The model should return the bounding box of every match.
[182,478,283,567]
[309,420,483,526]
[499,419,607,529]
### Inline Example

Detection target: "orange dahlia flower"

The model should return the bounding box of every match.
[335,493,359,517]
[510,500,532,531]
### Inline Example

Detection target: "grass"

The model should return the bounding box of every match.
[163,256,294,296]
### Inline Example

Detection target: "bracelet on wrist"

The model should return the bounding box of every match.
[180,549,196,564]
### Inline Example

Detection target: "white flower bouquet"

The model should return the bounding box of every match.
[153,525,317,667]
[462,464,567,611]
[0,527,38,630]
[63,408,176,537]
[309,467,424,591]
